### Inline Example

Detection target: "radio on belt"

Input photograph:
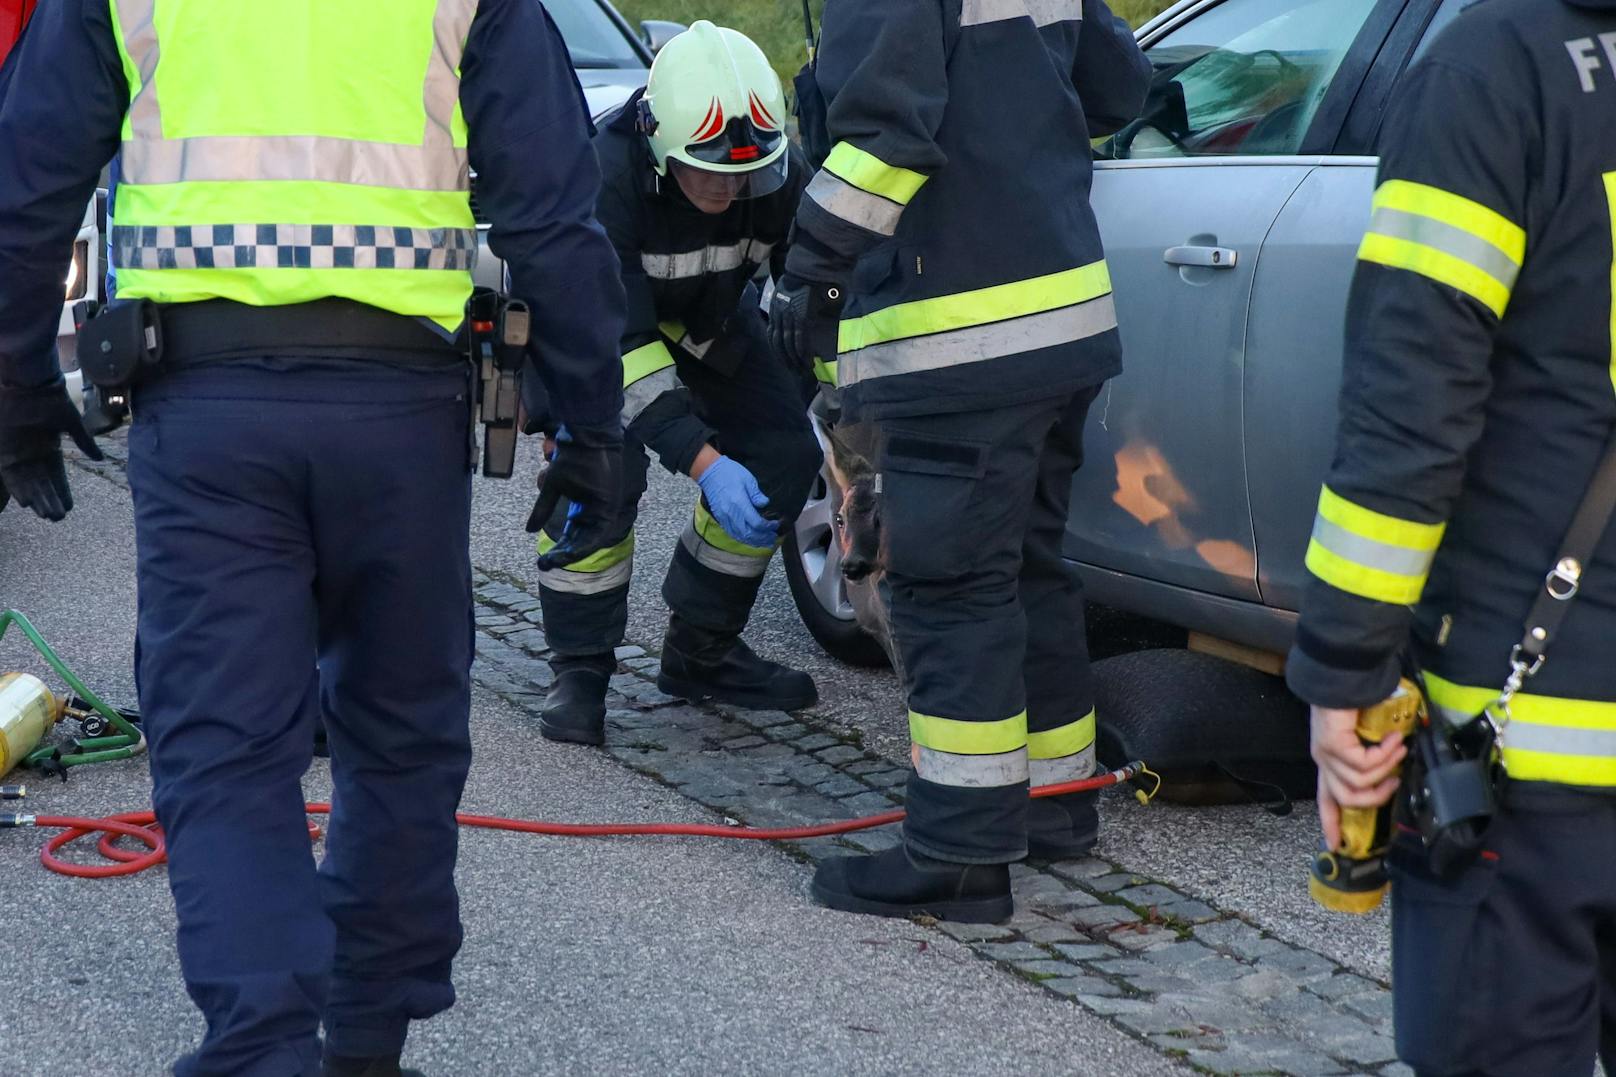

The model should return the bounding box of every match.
[466,288,530,480]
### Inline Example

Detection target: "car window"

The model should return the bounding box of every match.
[546,0,643,69]
[1102,0,1379,160]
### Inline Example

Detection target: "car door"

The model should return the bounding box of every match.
[1069,0,1391,604]
[1243,0,1456,612]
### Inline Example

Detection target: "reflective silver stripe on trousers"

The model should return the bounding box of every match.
[641,241,774,280]
[961,0,1083,27]
[113,0,472,191]
[679,524,771,578]
[1309,515,1436,577]
[622,367,681,425]
[536,557,634,596]
[1030,743,1096,786]
[841,293,1116,386]
[915,746,1029,788]
[1367,207,1521,290]
[804,170,904,236]
[110,224,477,271]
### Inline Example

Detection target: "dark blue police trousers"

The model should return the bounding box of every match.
[128,357,474,1076]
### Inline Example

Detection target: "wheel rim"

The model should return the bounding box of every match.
[796,417,858,623]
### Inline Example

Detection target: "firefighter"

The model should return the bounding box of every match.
[528,22,824,746]
[1285,0,1616,1071]
[772,0,1150,921]
[0,1,625,1073]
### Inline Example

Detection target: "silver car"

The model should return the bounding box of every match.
[786,0,1476,670]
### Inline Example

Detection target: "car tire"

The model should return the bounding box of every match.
[782,463,890,670]
[1092,648,1314,808]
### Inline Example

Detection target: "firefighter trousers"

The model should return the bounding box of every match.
[127,358,474,1076]
[881,384,1104,864]
[537,325,822,656]
[1388,781,1616,1076]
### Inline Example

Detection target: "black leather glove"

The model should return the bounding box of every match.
[769,275,845,376]
[524,424,625,570]
[0,378,104,522]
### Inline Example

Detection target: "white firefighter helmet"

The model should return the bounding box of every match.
[639,21,789,200]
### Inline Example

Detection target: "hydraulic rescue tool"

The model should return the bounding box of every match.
[1308,679,1422,913]
[0,610,144,779]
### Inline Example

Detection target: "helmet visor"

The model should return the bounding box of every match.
[669,151,788,203]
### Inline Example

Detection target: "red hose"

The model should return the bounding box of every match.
[30,765,1146,879]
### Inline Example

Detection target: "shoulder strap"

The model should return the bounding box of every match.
[1515,436,1616,662]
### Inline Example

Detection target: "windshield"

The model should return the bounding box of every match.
[546,0,644,69]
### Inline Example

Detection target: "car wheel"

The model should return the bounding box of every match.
[782,439,890,669]
[1092,648,1313,808]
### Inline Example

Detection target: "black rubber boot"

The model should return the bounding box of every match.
[656,616,817,711]
[540,652,615,746]
[322,1052,425,1077]
[1025,789,1099,861]
[810,844,1013,923]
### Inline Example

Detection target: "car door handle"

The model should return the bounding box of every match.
[1164,245,1238,268]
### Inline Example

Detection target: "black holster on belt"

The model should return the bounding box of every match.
[463,287,529,479]
[1398,681,1500,879]
[74,299,165,435]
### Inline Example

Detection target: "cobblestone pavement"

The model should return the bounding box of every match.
[470,574,1409,1077]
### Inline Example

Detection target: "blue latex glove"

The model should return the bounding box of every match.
[696,456,778,549]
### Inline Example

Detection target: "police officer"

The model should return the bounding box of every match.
[773,0,1149,921]
[528,22,824,746]
[0,1,625,1073]
[1286,0,1616,1071]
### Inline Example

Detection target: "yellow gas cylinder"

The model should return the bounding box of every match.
[0,672,63,778]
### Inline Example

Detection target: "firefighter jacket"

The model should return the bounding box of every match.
[585,93,810,477]
[1287,0,1616,789]
[784,0,1150,421]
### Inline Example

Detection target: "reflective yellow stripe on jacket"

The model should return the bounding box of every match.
[621,340,679,425]
[1357,180,1526,319]
[1425,673,1616,787]
[804,142,929,238]
[836,262,1116,387]
[1305,486,1445,604]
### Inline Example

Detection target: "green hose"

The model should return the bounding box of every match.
[0,609,144,770]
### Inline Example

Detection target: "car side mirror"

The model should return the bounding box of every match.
[640,20,685,55]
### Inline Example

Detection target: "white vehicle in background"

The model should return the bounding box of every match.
[57,192,103,412]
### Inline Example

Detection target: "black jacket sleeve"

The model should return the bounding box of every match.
[1075,0,1151,138]
[1286,57,1533,708]
[784,0,950,284]
[592,169,713,476]
[462,0,624,434]
[0,0,125,400]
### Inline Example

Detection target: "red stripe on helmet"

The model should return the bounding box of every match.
[692,98,725,142]
[749,91,778,130]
